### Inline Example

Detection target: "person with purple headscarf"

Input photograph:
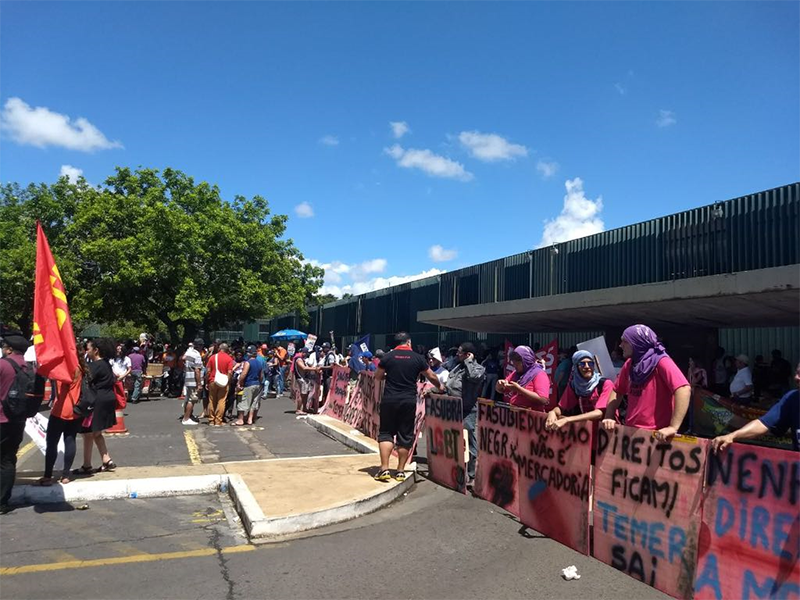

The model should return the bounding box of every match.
[602,324,690,442]
[496,346,553,411]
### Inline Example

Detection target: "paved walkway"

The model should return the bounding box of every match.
[16,393,355,473]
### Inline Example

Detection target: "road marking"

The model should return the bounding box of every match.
[16,441,36,459]
[0,544,255,576]
[183,430,202,465]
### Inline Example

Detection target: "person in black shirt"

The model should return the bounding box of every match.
[375,332,443,482]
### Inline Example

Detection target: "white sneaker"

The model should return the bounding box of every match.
[182,419,198,426]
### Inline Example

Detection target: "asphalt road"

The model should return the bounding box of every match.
[15,393,354,474]
[0,477,669,600]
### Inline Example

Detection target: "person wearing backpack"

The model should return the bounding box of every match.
[0,330,34,513]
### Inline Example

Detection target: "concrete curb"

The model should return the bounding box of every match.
[231,472,416,541]
[305,415,377,454]
[9,474,227,506]
[11,468,416,544]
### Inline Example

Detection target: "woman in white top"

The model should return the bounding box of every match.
[729,354,754,403]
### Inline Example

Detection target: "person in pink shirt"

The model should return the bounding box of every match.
[602,324,690,442]
[545,350,616,430]
[496,345,553,411]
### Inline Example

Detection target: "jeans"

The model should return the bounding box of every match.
[276,366,286,395]
[130,372,143,402]
[45,416,81,479]
[463,404,479,481]
[0,420,26,507]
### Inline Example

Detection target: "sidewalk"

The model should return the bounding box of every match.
[11,396,413,540]
[12,454,412,540]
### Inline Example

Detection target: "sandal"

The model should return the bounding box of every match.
[96,460,116,472]
[59,477,72,485]
[32,477,54,487]
[374,469,392,482]
[72,465,94,475]
[393,471,407,482]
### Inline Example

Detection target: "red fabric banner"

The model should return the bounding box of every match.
[33,222,78,383]
[695,443,800,600]
[425,394,466,493]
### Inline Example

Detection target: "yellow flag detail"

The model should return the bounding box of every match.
[56,309,67,330]
[32,322,44,345]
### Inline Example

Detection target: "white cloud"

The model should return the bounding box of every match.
[536,160,559,179]
[350,258,387,281]
[615,83,627,95]
[309,257,442,298]
[656,109,677,128]
[294,202,315,218]
[320,268,445,297]
[429,245,457,262]
[389,121,410,139]
[59,165,83,183]
[538,178,604,247]
[458,130,528,162]
[1,97,122,151]
[384,144,473,181]
[319,135,339,146]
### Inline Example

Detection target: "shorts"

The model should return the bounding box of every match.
[238,385,261,412]
[377,401,416,449]
[297,377,311,395]
[183,385,197,409]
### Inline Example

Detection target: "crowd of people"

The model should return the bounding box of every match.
[1,324,797,514]
[371,324,799,484]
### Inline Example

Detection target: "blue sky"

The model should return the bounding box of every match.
[2,2,798,296]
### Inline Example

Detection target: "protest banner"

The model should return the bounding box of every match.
[408,381,431,458]
[694,443,800,600]
[474,400,521,516]
[516,410,592,554]
[593,425,708,599]
[425,394,466,493]
[359,371,381,440]
[341,381,365,431]
[534,338,559,403]
[320,364,348,421]
[691,387,793,450]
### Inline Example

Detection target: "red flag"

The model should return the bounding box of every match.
[534,338,560,404]
[33,222,78,383]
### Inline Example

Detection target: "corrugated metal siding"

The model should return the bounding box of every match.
[719,327,800,370]
[265,183,798,345]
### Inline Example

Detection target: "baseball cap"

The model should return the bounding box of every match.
[735,354,750,365]
[247,345,258,356]
[322,342,331,349]
[1,330,29,353]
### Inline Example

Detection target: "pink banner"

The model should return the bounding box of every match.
[517,410,592,554]
[425,394,466,493]
[341,380,364,430]
[593,425,708,599]
[534,338,559,403]
[358,371,381,440]
[408,382,430,458]
[320,365,349,421]
[475,400,521,516]
[694,443,800,600]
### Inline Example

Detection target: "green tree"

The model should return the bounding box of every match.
[0,168,323,342]
[0,177,85,334]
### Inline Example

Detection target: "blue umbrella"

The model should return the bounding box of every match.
[270,329,308,340]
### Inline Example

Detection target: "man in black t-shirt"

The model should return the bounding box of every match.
[374,332,443,482]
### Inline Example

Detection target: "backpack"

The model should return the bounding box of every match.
[1,357,45,420]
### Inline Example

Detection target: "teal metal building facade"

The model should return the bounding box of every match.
[260,183,798,358]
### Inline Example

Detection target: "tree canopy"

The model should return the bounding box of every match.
[0,167,324,342]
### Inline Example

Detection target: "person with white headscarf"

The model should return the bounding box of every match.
[427,348,449,385]
[546,350,615,431]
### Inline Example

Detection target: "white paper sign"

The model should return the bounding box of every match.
[25,412,64,471]
[577,335,618,379]
[304,334,317,351]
